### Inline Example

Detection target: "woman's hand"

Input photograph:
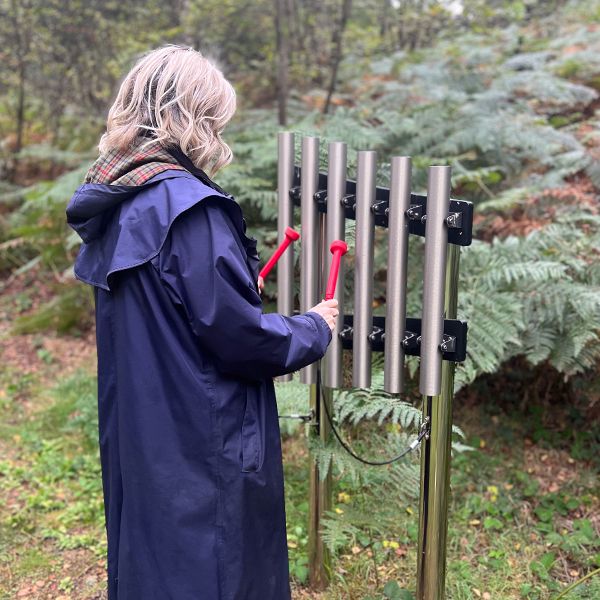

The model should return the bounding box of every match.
[308,299,339,331]
[257,276,264,295]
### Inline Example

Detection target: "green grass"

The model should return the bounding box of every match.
[0,367,106,599]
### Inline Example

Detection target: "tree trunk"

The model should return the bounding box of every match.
[380,0,392,50]
[323,0,352,115]
[10,0,27,155]
[15,61,26,155]
[274,0,290,126]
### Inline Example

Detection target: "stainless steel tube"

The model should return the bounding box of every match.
[416,243,460,600]
[300,136,321,384]
[276,131,295,383]
[419,166,451,396]
[384,156,412,394]
[323,142,347,389]
[352,150,377,389]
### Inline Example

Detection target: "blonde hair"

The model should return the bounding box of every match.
[98,45,236,177]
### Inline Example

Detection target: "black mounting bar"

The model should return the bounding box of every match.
[339,314,468,363]
[289,166,474,246]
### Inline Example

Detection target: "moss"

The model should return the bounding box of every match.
[549,112,584,128]
[556,59,583,80]
[12,284,93,335]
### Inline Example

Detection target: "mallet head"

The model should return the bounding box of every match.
[285,227,300,241]
[330,240,348,255]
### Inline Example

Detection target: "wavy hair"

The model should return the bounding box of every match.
[98,45,236,177]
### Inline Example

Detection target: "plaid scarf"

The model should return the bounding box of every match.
[84,138,188,186]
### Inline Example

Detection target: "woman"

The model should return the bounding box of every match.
[66,45,338,600]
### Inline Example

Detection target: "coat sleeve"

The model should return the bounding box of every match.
[156,197,332,380]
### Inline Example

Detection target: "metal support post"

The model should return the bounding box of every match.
[416,243,460,600]
[308,195,333,589]
[308,378,333,589]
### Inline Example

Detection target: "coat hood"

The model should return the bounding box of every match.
[66,150,259,292]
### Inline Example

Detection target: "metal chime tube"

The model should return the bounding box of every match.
[384,156,412,394]
[276,132,296,382]
[352,150,377,389]
[419,166,451,396]
[323,141,347,389]
[300,136,321,384]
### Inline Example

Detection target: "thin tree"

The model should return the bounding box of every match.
[4,0,33,156]
[323,0,352,115]
[274,0,291,125]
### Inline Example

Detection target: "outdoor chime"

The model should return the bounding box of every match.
[264,131,473,600]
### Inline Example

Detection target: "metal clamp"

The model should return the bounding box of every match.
[371,200,388,218]
[439,334,456,353]
[406,204,424,221]
[368,325,384,344]
[342,193,356,209]
[279,408,315,423]
[314,189,328,209]
[446,212,463,229]
[402,332,419,345]
[420,416,431,441]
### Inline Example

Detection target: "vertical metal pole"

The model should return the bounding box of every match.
[384,156,412,394]
[416,243,460,600]
[276,131,295,383]
[308,208,332,589]
[308,390,333,589]
[300,136,320,384]
[419,166,451,396]
[316,384,333,586]
[323,141,347,389]
[352,150,376,389]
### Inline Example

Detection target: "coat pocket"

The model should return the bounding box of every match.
[241,380,265,473]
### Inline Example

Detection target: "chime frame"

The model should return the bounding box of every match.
[275,131,472,599]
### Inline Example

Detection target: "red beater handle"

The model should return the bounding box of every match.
[258,227,300,280]
[325,240,348,300]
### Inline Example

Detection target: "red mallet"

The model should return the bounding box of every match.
[258,227,300,281]
[325,240,348,300]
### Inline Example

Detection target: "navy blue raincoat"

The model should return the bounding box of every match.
[66,160,332,599]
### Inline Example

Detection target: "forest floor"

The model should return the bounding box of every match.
[0,270,598,600]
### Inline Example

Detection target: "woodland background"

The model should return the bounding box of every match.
[0,1,599,598]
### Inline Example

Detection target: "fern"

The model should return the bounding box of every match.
[457,210,600,388]
[335,370,421,428]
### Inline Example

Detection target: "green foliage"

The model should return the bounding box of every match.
[1,164,88,276]
[456,210,600,390]
[310,368,469,556]
[382,582,414,600]
[12,283,94,335]
[0,0,182,158]
[0,371,105,560]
